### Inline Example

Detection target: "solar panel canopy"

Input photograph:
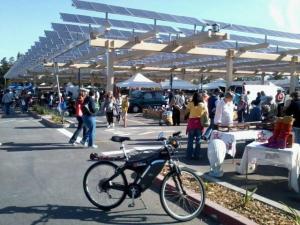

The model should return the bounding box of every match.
[5,0,300,79]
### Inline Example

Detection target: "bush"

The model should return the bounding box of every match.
[51,115,63,124]
[33,105,50,115]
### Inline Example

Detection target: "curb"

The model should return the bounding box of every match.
[154,175,258,225]
[27,111,42,119]
[40,116,70,128]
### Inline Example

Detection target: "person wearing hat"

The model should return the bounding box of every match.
[69,88,88,145]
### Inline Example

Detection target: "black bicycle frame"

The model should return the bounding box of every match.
[103,146,175,193]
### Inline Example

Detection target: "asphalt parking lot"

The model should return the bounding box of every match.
[0,112,217,225]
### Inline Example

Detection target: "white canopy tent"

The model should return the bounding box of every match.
[161,78,197,90]
[116,73,160,88]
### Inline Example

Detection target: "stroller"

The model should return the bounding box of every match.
[159,106,173,126]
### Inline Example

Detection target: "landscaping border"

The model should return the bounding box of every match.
[27,111,42,119]
[154,174,258,225]
[39,116,69,128]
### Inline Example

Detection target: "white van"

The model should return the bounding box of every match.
[229,84,283,104]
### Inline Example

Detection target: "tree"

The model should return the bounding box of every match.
[0,57,12,89]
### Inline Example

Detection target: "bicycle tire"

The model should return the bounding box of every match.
[160,167,206,221]
[83,161,128,211]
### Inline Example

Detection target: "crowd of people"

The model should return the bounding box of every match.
[0,89,33,115]
[166,87,300,160]
[66,89,130,148]
[3,84,300,155]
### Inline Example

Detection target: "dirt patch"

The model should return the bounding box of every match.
[161,166,298,225]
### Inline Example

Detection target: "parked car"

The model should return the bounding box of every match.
[129,91,168,113]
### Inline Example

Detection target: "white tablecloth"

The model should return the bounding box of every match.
[210,130,272,157]
[236,141,300,193]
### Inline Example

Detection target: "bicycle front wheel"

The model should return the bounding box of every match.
[83,161,128,211]
[160,168,205,221]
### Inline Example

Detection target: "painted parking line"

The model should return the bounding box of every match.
[100,146,162,156]
[57,128,82,143]
[127,119,148,125]
[57,128,111,144]
[0,119,29,124]
[103,128,130,136]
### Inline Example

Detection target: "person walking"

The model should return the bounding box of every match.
[2,89,13,115]
[103,91,116,128]
[20,91,29,113]
[186,92,207,160]
[170,90,184,126]
[115,93,122,124]
[81,90,98,148]
[121,95,129,128]
[285,91,300,143]
[69,89,87,145]
[275,89,285,117]
[244,91,250,115]
[203,89,219,140]
[237,95,247,122]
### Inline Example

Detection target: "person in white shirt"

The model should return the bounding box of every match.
[214,92,234,126]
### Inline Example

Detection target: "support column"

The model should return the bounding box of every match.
[289,56,298,94]
[261,72,265,85]
[289,71,298,93]
[78,68,81,88]
[225,49,234,91]
[54,62,61,104]
[106,48,114,93]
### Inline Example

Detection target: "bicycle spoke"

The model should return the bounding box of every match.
[161,169,205,221]
[84,162,127,210]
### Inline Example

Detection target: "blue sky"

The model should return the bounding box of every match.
[0,0,299,60]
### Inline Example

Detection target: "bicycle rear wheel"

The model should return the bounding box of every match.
[160,168,205,221]
[83,161,128,211]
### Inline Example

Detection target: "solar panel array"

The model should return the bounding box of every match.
[6,0,300,79]
[72,0,205,26]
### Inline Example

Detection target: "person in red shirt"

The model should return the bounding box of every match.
[69,89,88,145]
[275,89,285,117]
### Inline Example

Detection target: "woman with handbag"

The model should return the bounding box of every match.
[185,92,208,160]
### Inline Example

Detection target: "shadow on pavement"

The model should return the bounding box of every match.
[1,114,31,119]
[15,126,46,129]
[1,142,78,152]
[0,204,179,225]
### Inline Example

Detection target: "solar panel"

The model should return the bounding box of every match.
[109,5,132,16]
[72,0,204,26]
[204,19,300,40]
[178,26,300,50]
[61,13,178,34]
[45,31,64,44]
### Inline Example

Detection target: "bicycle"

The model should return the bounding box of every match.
[83,131,206,222]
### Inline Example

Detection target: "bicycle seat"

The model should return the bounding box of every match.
[111,136,131,143]
[172,131,181,137]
